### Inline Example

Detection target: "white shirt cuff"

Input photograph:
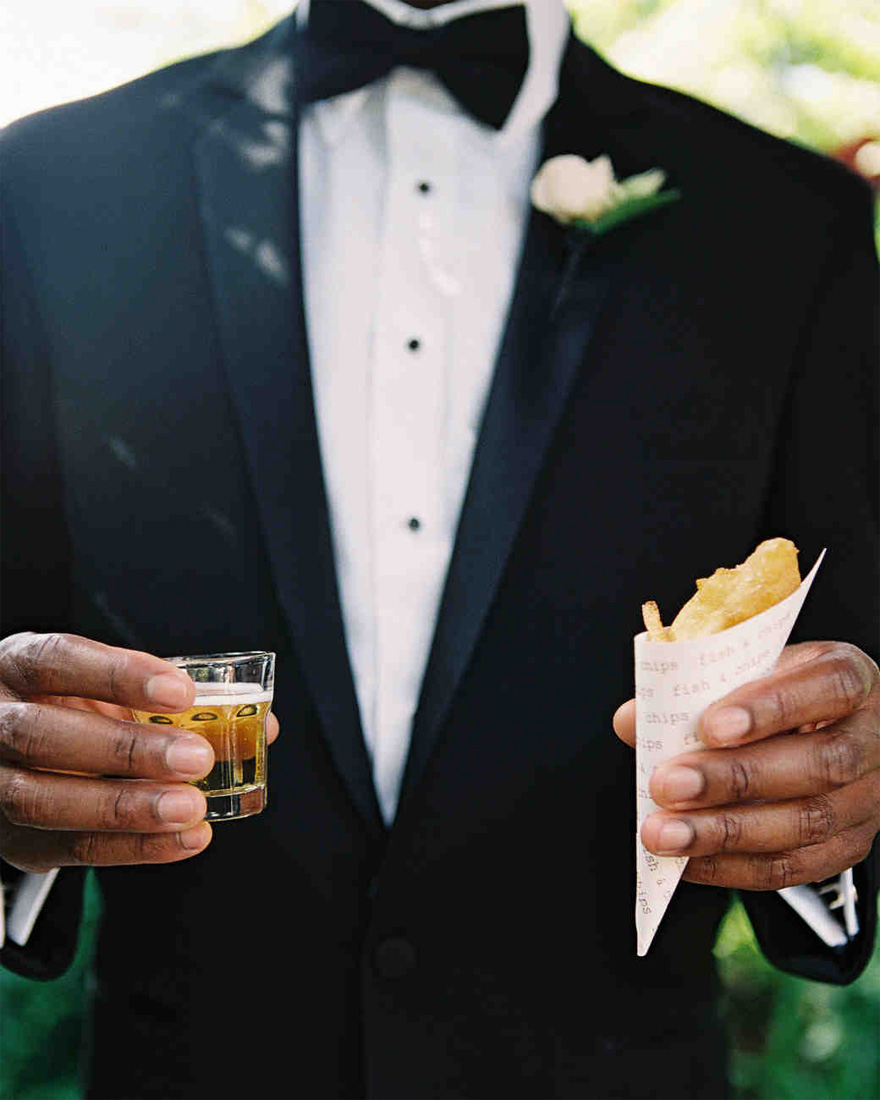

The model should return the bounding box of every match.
[777,869,858,948]
[1,867,60,947]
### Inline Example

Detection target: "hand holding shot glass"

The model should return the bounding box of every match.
[131,651,275,821]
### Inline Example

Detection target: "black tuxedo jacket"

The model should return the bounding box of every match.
[1,18,878,1100]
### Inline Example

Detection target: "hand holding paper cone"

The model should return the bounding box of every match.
[613,541,880,956]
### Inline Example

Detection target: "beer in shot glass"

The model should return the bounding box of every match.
[132,651,275,821]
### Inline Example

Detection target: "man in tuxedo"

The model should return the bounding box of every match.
[1,1,878,1097]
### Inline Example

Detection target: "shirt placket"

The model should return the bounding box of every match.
[370,71,457,820]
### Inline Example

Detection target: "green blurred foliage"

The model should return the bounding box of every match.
[569,0,880,151]
[715,902,880,1099]
[2,3,879,1099]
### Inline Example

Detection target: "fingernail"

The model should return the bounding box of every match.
[145,672,192,709]
[656,765,704,803]
[157,789,204,825]
[655,820,694,854]
[708,706,752,743]
[165,737,213,777]
[180,822,212,850]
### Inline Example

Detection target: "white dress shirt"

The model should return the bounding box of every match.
[298,0,570,821]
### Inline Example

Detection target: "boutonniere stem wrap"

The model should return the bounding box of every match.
[531,154,681,236]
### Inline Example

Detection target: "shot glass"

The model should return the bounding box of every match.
[132,651,275,821]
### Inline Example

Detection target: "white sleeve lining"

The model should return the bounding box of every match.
[2,868,60,947]
[777,869,858,948]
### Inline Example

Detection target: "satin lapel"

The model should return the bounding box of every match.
[193,38,384,834]
[397,41,650,816]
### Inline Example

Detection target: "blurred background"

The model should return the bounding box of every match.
[1,1,878,1098]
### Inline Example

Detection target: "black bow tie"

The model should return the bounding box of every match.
[298,1,530,131]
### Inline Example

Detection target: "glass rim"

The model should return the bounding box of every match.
[163,650,275,667]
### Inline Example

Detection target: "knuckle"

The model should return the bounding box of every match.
[0,702,25,755]
[716,813,743,851]
[101,785,140,830]
[851,829,875,865]
[2,632,68,692]
[133,831,180,863]
[0,768,42,826]
[761,686,791,731]
[826,648,872,711]
[0,633,40,685]
[727,758,754,801]
[760,853,801,890]
[108,725,140,774]
[814,730,864,789]
[104,649,130,704]
[0,702,51,764]
[796,795,836,846]
[694,855,721,884]
[25,631,69,662]
[68,831,101,866]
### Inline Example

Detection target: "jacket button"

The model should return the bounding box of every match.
[373,937,417,980]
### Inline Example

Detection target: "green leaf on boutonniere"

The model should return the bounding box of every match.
[573,189,682,237]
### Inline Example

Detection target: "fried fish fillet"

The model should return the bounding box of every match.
[642,538,801,642]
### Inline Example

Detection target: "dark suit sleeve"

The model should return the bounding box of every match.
[741,844,878,985]
[1,129,83,979]
[744,174,879,984]
[1,128,74,638]
[1,867,87,980]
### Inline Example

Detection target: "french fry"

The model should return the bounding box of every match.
[641,538,801,642]
[641,600,670,642]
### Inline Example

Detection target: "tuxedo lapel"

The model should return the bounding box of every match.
[398,38,654,815]
[192,27,384,835]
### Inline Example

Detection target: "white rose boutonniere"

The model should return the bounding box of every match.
[531,154,680,236]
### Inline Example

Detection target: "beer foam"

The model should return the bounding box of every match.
[190,685,273,706]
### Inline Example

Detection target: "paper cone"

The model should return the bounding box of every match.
[635,551,825,956]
